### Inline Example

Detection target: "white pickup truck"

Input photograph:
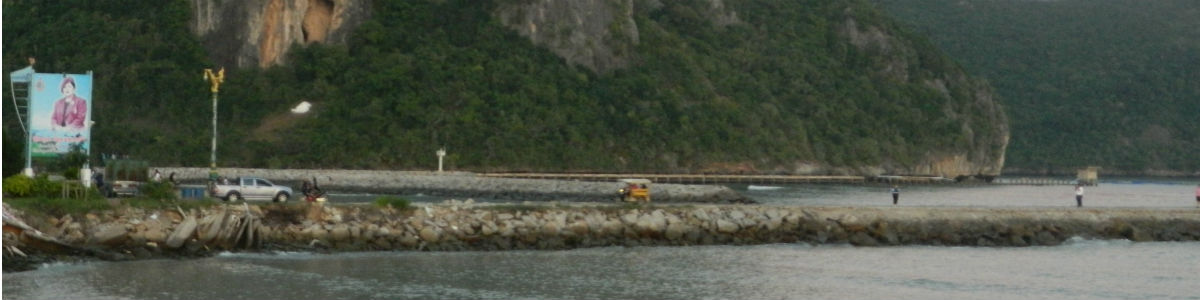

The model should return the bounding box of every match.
[210,177,293,202]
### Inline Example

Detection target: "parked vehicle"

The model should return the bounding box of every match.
[102,159,148,197]
[616,178,651,203]
[210,176,292,202]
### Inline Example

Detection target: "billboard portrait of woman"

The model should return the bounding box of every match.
[50,76,88,130]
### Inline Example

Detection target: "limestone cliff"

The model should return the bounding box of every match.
[189,0,371,68]
[491,1,1006,177]
[825,9,1008,178]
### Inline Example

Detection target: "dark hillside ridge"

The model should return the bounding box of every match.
[874,0,1200,176]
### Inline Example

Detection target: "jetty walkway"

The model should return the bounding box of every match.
[482,173,1082,186]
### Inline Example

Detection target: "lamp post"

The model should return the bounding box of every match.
[203,68,224,184]
[436,148,446,173]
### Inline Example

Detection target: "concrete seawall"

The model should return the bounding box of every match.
[6,203,1198,266]
[157,168,746,203]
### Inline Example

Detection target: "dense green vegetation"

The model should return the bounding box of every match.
[3,174,215,215]
[2,0,210,175]
[875,0,1200,174]
[4,0,1004,175]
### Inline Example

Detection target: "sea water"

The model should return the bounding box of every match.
[4,180,1198,300]
[3,240,1198,300]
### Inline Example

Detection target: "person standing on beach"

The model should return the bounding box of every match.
[1074,184,1084,207]
[890,185,900,205]
[1194,184,1199,207]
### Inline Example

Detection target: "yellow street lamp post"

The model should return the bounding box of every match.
[203,68,224,184]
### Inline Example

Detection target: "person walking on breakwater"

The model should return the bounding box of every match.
[302,180,315,202]
[302,177,325,202]
[1194,183,1199,207]
[1075,184,1084,207]
[890,185,900,205]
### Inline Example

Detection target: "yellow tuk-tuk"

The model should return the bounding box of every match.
[617,179,651,203]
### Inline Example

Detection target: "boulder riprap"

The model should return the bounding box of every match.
[4,202,1199,270]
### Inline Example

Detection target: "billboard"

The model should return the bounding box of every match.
[28,72,93,157]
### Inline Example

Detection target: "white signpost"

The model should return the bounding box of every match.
[436,148,446,173]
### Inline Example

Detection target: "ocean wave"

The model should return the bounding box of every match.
[1061,236,1133,247]
[747,185,785,191]
[215,251,325,259]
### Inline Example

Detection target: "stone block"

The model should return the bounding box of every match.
[89,224,128,246]
[716,220,739,234]
[420,227,441,243]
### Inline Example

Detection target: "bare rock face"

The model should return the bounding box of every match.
[190,0,371,68]
[494,0,739,74]
[494,0,639,74]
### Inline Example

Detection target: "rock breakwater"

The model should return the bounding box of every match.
[258,203,1199,250]
[6,202,1198,271]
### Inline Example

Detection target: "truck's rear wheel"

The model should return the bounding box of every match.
[225,192,242,202]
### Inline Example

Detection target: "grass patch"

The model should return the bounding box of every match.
[5,196,111,216]
[482,204,547,213]
[373,196,412,211]
[5,195,221,217]
[123,197,219,211]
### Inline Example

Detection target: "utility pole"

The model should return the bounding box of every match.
[203,68,224,184]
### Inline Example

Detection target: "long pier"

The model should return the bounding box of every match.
[485,173,925,185]
[991,177,1084,186]
[482,173,866,184]
[481,173,1082,186]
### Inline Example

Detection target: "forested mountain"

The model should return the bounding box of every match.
[3,0,1009,177]
[875,0,1200,175]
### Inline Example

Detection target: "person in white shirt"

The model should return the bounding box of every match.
[1074,184,1084,207]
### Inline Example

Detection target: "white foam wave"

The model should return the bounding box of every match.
[747,185,784,191]
[1061,236,1133,247]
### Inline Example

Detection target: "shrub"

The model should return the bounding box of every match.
[3,175,34,197]
[63,167,80,180]
[30,176,62,198]
[373,196,412,210]
[138,181,177,200]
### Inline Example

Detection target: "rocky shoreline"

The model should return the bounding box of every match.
[5,201,1198,272]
